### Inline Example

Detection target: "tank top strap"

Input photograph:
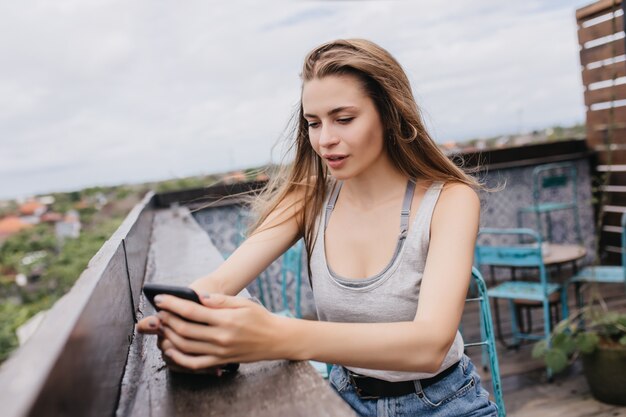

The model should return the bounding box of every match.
[324,179,417,240]
[324,180,343,230]
[399,179,416,240]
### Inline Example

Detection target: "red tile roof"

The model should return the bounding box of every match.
[0,216,33,236]
[41,212,63,223]
[19,201,45,215]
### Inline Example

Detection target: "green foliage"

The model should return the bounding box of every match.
[0,225,57,269]
[115,186,131,199]
[155,175,215,193]
[0,296,56,363]
[50,192,74,213]
[0,201,18,217]
[42,217,122,295]
[77,206,97,225]
[69,191,81,202]
[545,349,568,372]
[0,215,123,363]
[534,308,626,373]
[576,332,600,354]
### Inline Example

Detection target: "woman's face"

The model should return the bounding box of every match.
[302,74,387,181]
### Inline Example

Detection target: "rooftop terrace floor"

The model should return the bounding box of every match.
[460,282,626,416]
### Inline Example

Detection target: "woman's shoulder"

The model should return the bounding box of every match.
[435,181,480,214]
[440,181,478,198]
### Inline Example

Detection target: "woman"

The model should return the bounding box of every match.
[137,39,498,416]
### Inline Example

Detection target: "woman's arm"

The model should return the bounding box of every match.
[153,183,480,373]
[192,188,306,296]
[136,187,304,337]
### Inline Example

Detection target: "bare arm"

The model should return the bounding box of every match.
[189,189,305,296]
[135,187,304,339]
[154,183,480,373]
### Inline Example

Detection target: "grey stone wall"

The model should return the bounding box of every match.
[477,158,595,257]
[191,206,317,318]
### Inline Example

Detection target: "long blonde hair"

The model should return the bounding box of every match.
[249,39,481,274]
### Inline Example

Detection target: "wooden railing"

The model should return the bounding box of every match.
[0,192,155,417]
[577,0,626,262]
[0,188,355,417]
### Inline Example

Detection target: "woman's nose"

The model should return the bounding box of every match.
[318,125,340,147]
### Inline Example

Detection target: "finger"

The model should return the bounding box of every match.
[168,361,224,376]
[161,325,227,357]
[135,316,162,334]
[158,335,175,353]
[164,348,225,371]
[153,295,225,325]
[158,338,224,376]
[157,311,222,342]
[200,293,253,309]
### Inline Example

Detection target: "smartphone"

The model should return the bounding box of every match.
[143,283,201,311]
[142,283,240,373]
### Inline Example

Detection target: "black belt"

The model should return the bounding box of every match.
[346,360,461,399]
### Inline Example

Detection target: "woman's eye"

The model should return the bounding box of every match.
[337,117,354,124]
[307,121,320,128]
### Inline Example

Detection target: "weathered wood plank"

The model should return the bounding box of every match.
[577,0,622,21]
[0,192,156,417]
[581,60,626,86]
[580,38,626,66]
[587,105,626,127]
[585,83,626,106]
[116,207,356,417]
[122,207,155,312]
[0,243,135,417]
[578,14,624,45]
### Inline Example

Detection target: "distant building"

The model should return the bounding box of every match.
[37,195,55,206]
[224,171,247,184]
[19,201,46,217]
[0,216,33,239]
[55,211,81,241]
[20,215,41,225]
[41,212,63,223]
[93,192,108,209]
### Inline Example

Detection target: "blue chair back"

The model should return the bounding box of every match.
[475,228,548,288]
[532,162,577,205]
[466,267,506,417]
[530,162,582,244]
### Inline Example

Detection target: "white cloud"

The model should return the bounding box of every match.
[0,0,592,198]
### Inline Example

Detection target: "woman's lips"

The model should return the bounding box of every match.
[325,155,348,169]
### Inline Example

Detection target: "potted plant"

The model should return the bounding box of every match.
[532,291,626,405]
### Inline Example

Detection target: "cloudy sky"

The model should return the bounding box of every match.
[0,0,593,199]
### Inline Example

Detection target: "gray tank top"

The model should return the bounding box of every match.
[309,179,464,382]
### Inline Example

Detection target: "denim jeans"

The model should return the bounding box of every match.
[329,355,498,417]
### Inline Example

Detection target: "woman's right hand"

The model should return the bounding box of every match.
[135,275,225,375]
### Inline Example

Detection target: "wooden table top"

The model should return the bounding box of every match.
[116,207,356,417]
[542,243,587,266]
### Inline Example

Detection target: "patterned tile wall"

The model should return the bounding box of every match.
[191,206,317,318]
[477,158,596,281]
[191,157,596,318]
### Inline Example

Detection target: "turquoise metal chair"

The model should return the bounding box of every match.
[516,162,582,244]
[234,209,272,308]
[280,239,304,318]
[466,267,506,417]
[475,228,569,380]
[235,209,302,316]
[569,211,626,306]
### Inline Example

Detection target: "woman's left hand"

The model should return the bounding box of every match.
[153,293,282,371]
